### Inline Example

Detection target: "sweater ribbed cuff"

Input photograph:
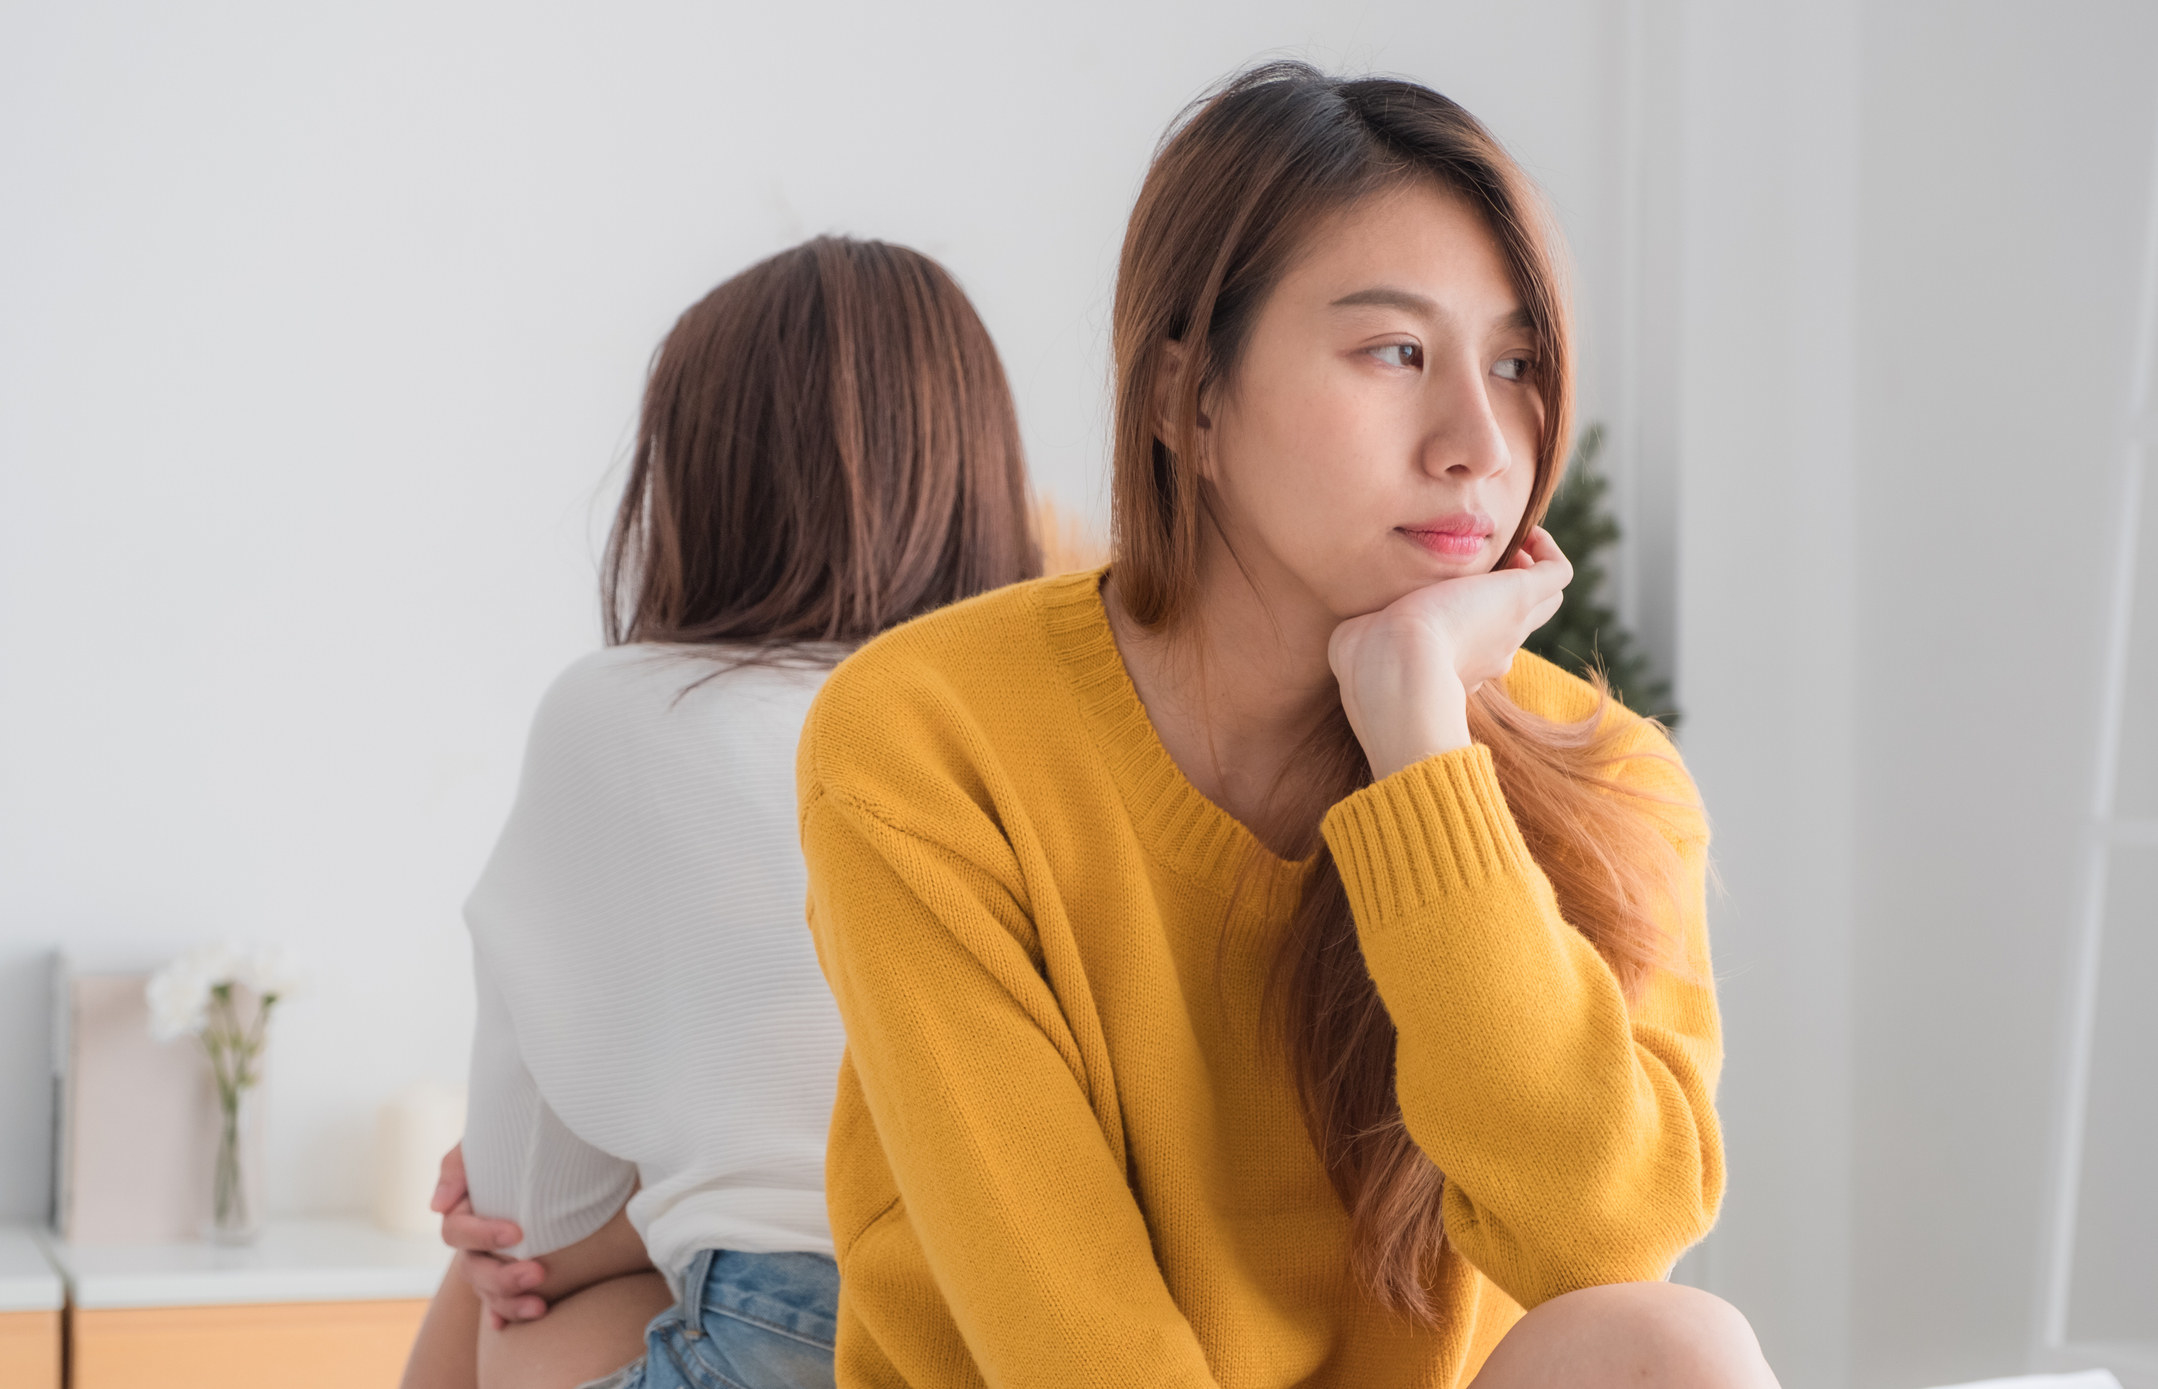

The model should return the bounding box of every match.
[1319,744,1532,925]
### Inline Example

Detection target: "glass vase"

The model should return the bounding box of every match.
[209,1085,262,1245]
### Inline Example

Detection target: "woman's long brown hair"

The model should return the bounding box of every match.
[1111,64,1687,1321]
[604,236,1038,648]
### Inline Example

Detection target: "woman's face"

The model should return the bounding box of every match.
[1194,180,1545,623]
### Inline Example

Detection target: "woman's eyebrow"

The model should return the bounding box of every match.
[1328,290,1532,334]
[1330,286,1436,314]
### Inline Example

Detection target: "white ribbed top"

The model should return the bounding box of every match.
[462,646,843,1292]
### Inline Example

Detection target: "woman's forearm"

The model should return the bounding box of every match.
[531,1201,655,1303]
[1323,746,1723,1301]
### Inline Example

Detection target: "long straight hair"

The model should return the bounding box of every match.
[604,236,1039,649]
[1111,64,1686,1321]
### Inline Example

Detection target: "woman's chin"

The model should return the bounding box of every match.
[1405,555,1499,588]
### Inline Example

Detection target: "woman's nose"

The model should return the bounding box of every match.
[1419,357,1512,479]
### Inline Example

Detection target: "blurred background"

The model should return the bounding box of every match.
[2,3,2154,1387]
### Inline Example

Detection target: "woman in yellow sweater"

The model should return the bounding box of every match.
[798,64,1778,1388]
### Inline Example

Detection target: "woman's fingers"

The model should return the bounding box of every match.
[1526,530,1572,584]
[471,1254,545,1299]
[1520,525,1565,564]
[1504,554,1571,617]
[429,1144,467,1215]
[442,1200,523,1253]
[458,1251,550,1323]
[433,1145,523,1258]
[1500,529,1568,642]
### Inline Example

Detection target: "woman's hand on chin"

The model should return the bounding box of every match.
[1328,526,1571,780]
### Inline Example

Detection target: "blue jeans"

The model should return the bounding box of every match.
[578,1249,838,1389]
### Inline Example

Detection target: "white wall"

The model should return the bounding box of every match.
[0,0,1632,1225]
[1658,7,1860,1389]
[1651,3,2158,1387]
[1849,6,2158,1386]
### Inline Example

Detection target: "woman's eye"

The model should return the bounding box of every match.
[1493,356,1531,382]
[1370,343,1423,369]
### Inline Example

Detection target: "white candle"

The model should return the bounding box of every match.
[371,1080,467,1238]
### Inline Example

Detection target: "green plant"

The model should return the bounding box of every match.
[1522,424,1676,720]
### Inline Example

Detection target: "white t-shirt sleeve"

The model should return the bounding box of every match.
[463,954,638,1259]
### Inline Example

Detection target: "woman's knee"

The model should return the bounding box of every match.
[1477,1281,1778,1389]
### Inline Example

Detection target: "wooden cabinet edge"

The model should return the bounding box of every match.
[0,1308,63,1389]
[68,1298,428,1389]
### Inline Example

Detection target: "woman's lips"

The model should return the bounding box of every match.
[1398,513,1494,559]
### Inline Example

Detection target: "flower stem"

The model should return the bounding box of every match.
[200,983,276,1241]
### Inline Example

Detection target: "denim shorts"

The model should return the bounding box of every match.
[576,1248,838,1389]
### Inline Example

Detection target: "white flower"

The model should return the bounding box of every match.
[144,940,298,1041]
[146,948,217,1042]
[236,943,301,1002]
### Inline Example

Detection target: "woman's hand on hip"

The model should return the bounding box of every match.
[1328,526,1571,780]
[430,1143,550,1326]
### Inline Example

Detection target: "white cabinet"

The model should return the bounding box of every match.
[40,1219,448,1389]
[0,1227,63,1389]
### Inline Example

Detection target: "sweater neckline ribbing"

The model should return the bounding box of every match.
[1039,569,1312,922]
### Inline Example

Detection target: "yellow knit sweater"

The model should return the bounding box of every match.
[798,570,1722,1389]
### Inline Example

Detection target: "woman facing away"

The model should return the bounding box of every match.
[399,235,1039,1389]
[797,64,1779,1388]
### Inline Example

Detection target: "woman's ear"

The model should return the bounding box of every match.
[1152,341,1216,477]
